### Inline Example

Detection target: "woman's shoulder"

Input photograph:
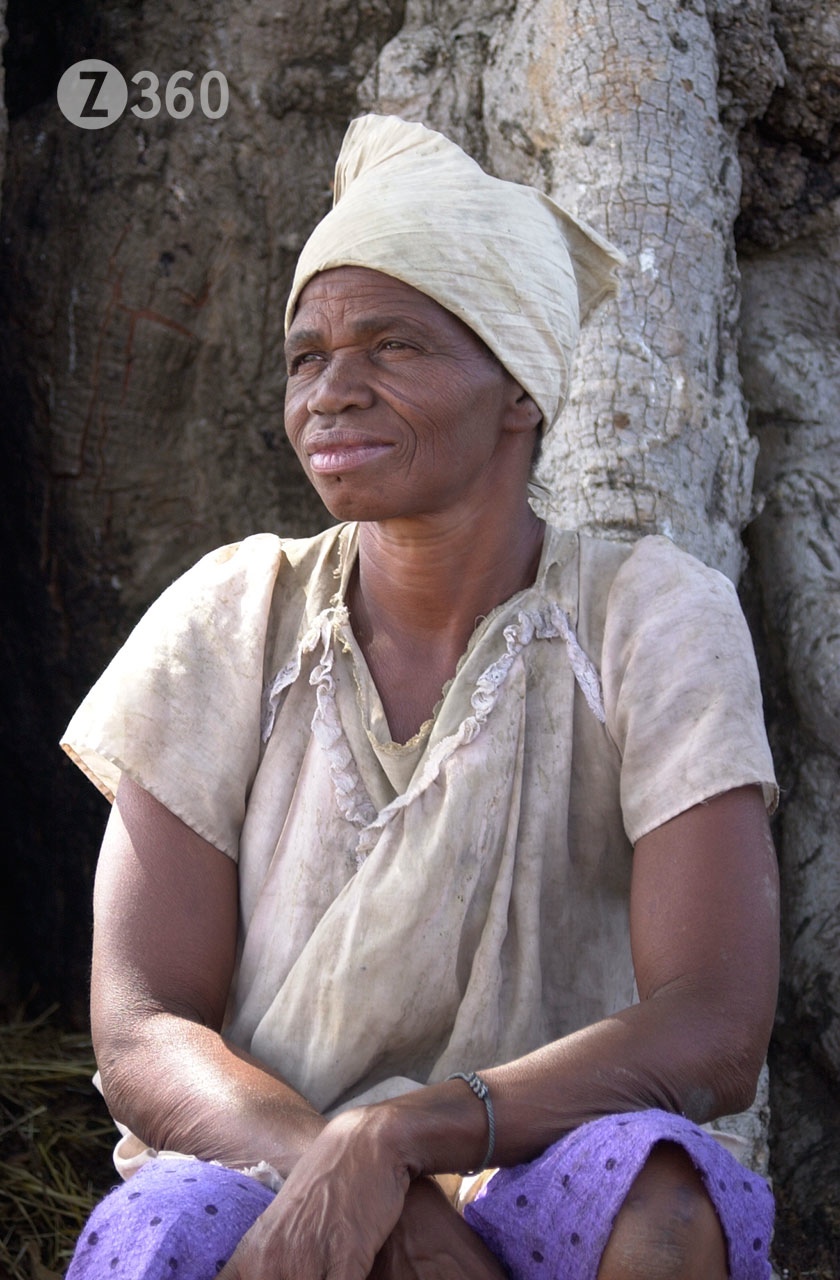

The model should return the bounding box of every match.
[177,522,348,592]
[573,529,736,605]
[546,528,740,665]
[139,523,352,638]
[59,523,356,851]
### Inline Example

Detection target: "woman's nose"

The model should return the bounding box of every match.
[306,353,375,414]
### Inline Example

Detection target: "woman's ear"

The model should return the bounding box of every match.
[505,383,543,435]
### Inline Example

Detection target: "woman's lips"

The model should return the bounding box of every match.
[306,437,394,474]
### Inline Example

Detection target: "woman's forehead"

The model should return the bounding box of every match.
[294,266,441,318]
[290,266,498,359]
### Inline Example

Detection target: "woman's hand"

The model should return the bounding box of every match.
[217,1111,506,1280]
[370,1177,508,1280]
[219,1174,506,1280]
[217,1107,412,1280]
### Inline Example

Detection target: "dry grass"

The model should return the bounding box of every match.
[0,1007,115,1280]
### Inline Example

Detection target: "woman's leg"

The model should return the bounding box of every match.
[67,1158,275,1280]
[464,1109,775,1280]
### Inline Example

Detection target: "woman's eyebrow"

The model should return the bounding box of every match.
[346,315,430,338]
[284,327,322,356]
[285,315,431,355]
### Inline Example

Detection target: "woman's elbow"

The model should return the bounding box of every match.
[713,1049,766,1118]
[691,1013,774,1121]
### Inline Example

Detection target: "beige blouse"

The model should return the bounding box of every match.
[62,522,776,1128]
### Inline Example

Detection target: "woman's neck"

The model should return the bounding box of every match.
[353,502,545,641]
[347,502,545,742]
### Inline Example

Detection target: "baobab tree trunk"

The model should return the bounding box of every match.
[363,0,776,577]
[1,0,837,1268]
[741,235,840,1248]
[735,1,840,1246]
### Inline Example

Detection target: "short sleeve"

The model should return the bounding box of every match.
[600,536,778,845]
[60,534,286,859]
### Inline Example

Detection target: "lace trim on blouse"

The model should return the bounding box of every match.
[261,606,378,831]
[262,598,604,869]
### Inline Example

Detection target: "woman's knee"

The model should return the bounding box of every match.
[596,1141,728,1280]
[67,1158,275,1280]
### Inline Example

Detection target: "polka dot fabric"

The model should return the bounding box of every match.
[66,1158,275,1279]
[464,1109,775,1280]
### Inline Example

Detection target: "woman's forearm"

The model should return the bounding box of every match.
[372,984,763,1182]
[98,977,749,1182]
[91,778,328,1178]
[95,1009,326,1176]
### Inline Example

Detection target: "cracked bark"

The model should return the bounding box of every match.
[727,0,840,1260]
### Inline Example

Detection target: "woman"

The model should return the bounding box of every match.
[63,115,779,1280]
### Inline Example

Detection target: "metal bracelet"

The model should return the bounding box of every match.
[447,1070,496,1173]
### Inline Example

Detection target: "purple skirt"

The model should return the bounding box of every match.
[67,1109,774,1280]
[66,1159,275,1280]
[464,1109,775,1279]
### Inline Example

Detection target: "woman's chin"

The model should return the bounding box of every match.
[311,477,413,524]
[317,490,396,524]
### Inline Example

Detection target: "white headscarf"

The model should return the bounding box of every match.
[286,114,625,432]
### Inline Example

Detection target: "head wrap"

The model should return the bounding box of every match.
[285,114,625,433]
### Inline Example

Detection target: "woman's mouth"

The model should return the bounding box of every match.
[306,435,394,474]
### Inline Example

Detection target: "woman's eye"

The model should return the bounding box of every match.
[288,351,322,373]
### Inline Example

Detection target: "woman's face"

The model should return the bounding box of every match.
[284,267,533,523]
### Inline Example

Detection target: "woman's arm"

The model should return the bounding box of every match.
[217,783,779,1279]
[91,774,327,1175]
[93,773,506,1278]
[384,782,781,1174]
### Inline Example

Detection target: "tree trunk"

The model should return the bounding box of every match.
[364,0,769,578]
[734,1,840,1247]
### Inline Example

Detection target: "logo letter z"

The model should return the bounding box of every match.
[79,70,109,118]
